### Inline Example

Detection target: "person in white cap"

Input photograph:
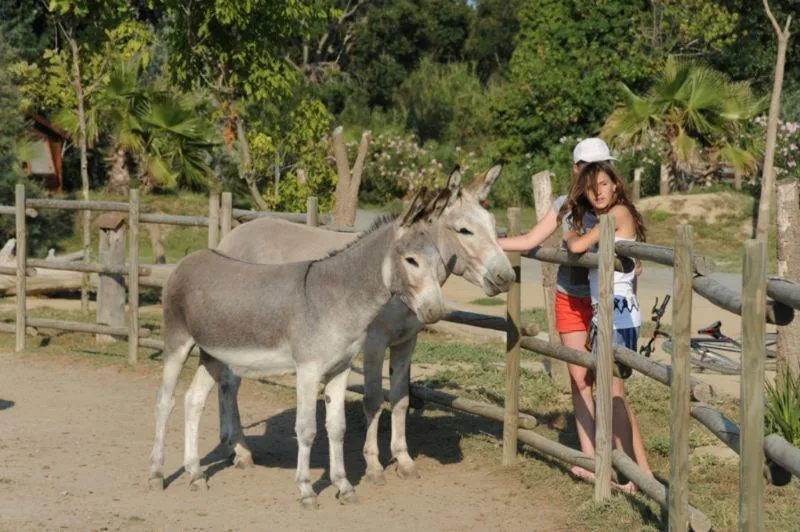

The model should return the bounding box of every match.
[498,137,618,482]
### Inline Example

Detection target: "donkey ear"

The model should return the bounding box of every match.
[400,187,429,227]
[447,166,462,195]
[423,187,452,221]
[467,163,503,201]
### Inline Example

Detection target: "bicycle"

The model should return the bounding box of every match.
[639,294,777,375]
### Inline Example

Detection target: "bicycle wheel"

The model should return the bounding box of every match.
[689,341,741,374]
[662,340,741,374]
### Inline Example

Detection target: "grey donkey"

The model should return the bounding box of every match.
[149,189,454,508]
[214,166,514,484]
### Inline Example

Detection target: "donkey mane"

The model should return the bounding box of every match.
[315,213,400,262]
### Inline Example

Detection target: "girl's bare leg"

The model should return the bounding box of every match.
[561,330,596,479]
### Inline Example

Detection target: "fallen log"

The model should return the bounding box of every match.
[612,450,712,532]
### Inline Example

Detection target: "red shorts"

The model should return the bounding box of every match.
[555,292,593,333]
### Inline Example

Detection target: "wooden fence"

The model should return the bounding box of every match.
[3,183,800,530]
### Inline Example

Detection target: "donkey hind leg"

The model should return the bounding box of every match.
[295,366,322,508]
[217,366,254,469]
[183,351,224,491]
[389,336,420,479]
[325,367,357,504]
[362,333,389,485]
[148,336,194,490]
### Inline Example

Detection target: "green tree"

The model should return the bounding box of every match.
[464,0,523,83]
[492,0,654,157]
[159,0,332,208]
[601,57,764,190]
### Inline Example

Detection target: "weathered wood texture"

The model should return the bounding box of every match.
[614,240,716,276]
[531,170,568,387]
[740,240,767,531]
[306,196,319,227]
[96,225,126,342]
[232,209,307,224]
[776,178,800,379]
[691,275,793,326]
[503,207,521,466]
[139,213,209,227]
[220,193,232,239]
[208,191,220,248]
[523,246,634,273]
[15,184,26,353]
[127,190,140,364]
[669,225,693,532]
[595,214,615,501]
[660,164,670,195]
[633,167,642,202]
[26,198,131,212]
[26,259,151,276]
[612,450,712,532]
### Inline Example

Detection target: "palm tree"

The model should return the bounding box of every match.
[601,57,765,191]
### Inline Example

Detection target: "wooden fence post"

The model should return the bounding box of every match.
[776,178,799,380]
[669,224,693,532]
[503,207,522,467]
[595,214,615,501]
[220,192,233,239]
[633,167,643,202]
[208,190,220,248]
[96,214,126,343]
[15,184,26,353]
[306,196,319,227]
[660,164,670,196]
[532,170,570,388]
[740,239,767,532]
[128,189,140,365]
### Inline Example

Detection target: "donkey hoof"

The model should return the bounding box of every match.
[233,453,254,469]
[364,469,386,486]
[188,476,208,491]
[338,489,358,505]
[148,475,165,491]
[396,462,420,480]
[300,496,319,510]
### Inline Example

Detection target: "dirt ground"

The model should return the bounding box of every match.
[0,350,567,532]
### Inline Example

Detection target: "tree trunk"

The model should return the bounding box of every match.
[756,4,791,242]
[776,178,800,381]
[105,147,131,195]
[235,115,268,210]
[66,27,91,314]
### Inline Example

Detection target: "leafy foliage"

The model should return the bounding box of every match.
[766,371,800,447]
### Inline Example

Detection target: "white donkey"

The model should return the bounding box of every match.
[215,166,513,483]
[149,189,455,507]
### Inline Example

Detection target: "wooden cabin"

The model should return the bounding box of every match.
[21,112,68,192]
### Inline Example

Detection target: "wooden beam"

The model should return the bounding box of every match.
[523,246,634,273]
[614,240,716,276]
[595,214,615,501]
[503,207,521,467]
[692,275,793,326]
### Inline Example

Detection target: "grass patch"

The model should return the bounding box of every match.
[646,210,672,223]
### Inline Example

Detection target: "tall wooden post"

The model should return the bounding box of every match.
[96,214,126,343]
[503,207,521,467]
[740,240,767,532]
[669,224,693,532]
[595,214,615,501]
[306,196,319,227]
[208,190,220,248]
[15,184,26,353]
[660,164,670,196]
[633,168,643,202]
[221,192,233,239]
[127,189,140,365]
[532,170,569,387]
[776,178,799,380]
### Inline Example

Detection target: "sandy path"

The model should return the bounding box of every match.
[0,351,566,531]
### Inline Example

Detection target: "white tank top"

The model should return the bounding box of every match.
[589,235,641,329]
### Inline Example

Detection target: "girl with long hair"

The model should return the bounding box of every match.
[563,160,652,492]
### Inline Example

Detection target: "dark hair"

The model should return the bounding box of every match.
[557,161,646,242]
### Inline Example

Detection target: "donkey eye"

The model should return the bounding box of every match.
[405,257,419,267]
[458,228,473,235]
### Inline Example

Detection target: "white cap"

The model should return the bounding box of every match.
[572,138,617,164]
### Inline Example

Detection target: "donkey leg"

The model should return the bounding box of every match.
[295,366,321,508]
[184,352,224,491]
[362,333,388,485]
[218,366,253,469]
[389,336,420,479]
[148,336,194,490]
[325,367,357,503]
